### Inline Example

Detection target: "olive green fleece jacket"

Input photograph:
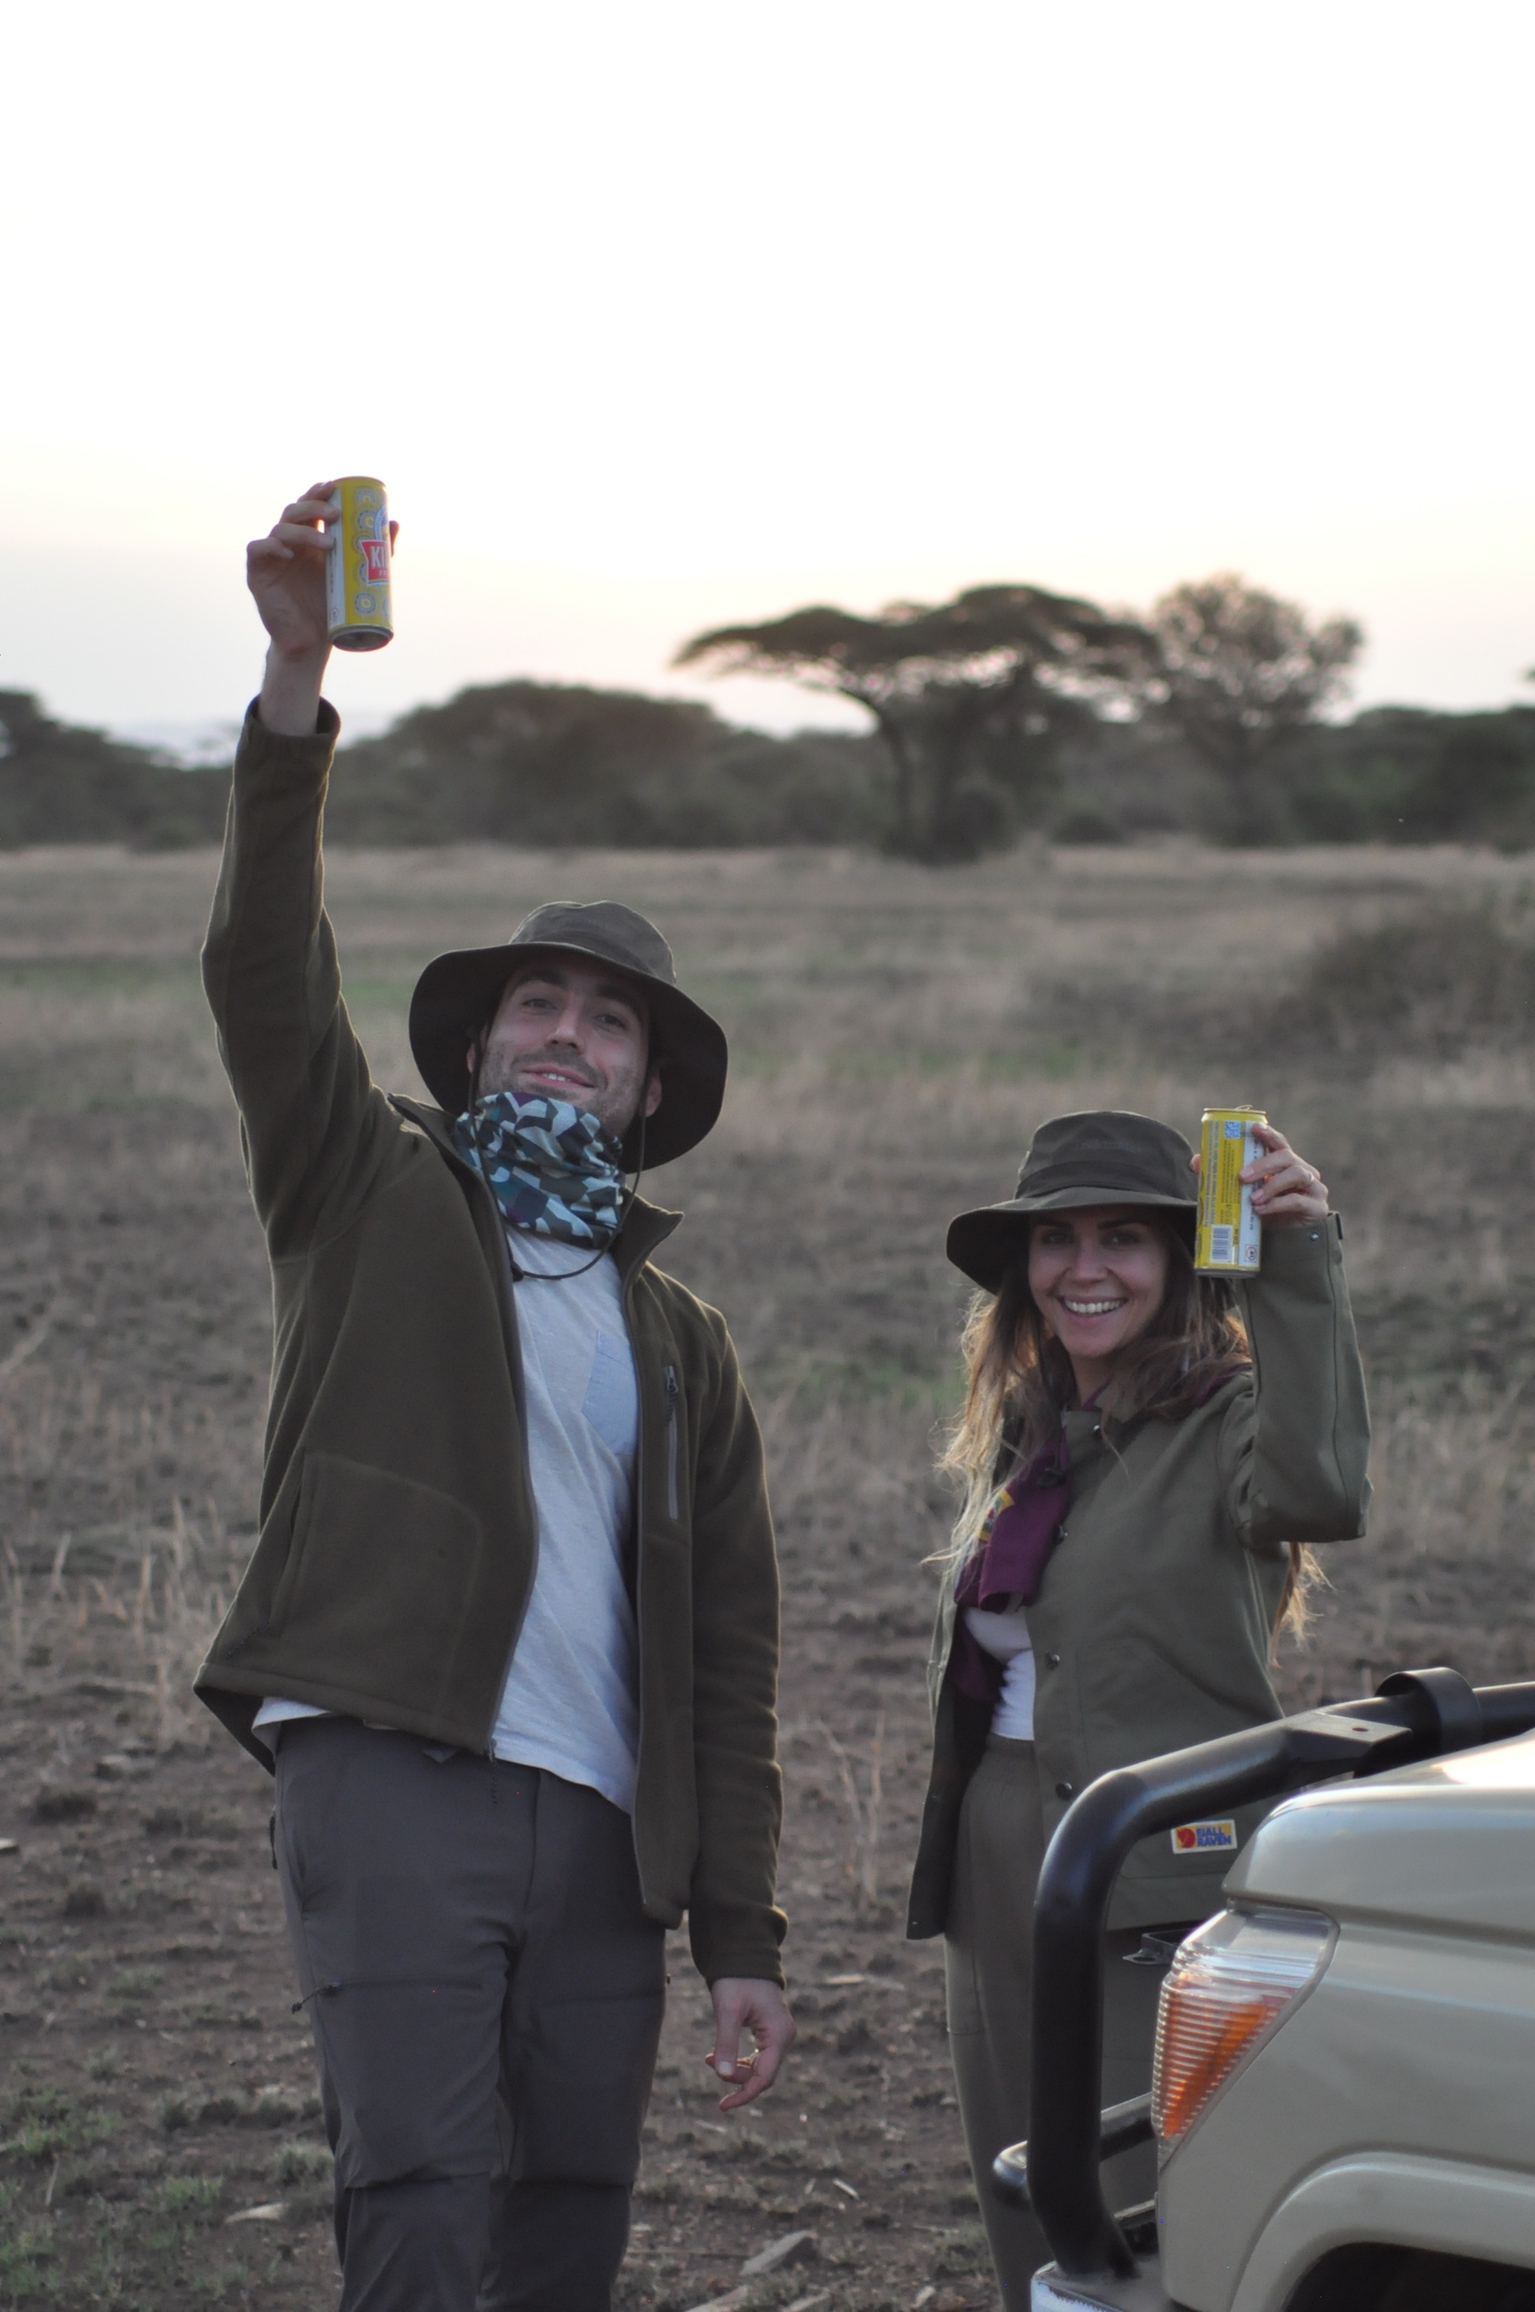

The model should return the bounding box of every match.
[194,704,784,1988]
[907,1218,1370,1938]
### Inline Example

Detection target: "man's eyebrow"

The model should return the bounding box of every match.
[510,967,646,1015]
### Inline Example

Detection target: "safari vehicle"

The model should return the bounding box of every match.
[995,1669,1535,2312]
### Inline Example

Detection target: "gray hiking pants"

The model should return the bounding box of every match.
[273,1717,666,2312]
[944,1735,1197,2312]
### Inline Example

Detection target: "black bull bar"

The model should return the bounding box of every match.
[991,1669,1535,2283]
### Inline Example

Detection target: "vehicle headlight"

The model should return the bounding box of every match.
[1152,1905,1334,2155]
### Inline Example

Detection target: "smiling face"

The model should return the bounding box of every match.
[473,959,663,1141]
[1026,1205,1173,1398]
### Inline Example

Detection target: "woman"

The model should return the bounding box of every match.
[906,1108,1369,2307]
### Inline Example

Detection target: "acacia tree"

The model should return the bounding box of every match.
[1144,574,1363,842]
[674,585,1153,863]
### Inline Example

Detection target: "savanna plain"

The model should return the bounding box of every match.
[3,832,1535,2312]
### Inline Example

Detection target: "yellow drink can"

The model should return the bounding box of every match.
[1195,1107,1266,1274]
[325,476,393,651]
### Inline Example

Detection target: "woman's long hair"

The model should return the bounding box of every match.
[938,1215,1318,1645]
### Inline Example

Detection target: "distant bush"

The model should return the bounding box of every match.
[1050,803,1127,845]
[1291,900,1535,1059]
[7,674,1535,853]
[325,679,889,847]
[0,692,227,849]
[1055,705,1535,849]
[1273,709,1535,847]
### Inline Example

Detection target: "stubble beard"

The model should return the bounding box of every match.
[479,1045,641,1142]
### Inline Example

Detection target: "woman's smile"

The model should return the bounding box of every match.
[1027,1207,1172,1396]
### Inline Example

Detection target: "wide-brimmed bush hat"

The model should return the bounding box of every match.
[409,900,727,1170]
[946,1109,1198,1292]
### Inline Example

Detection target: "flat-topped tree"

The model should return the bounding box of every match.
[1143,574,1364,843]
[675,585,1154,863]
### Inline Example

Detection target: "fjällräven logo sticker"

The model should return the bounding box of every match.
[1171,1818,1239,1854]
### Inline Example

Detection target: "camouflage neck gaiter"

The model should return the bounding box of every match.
[452,1091,626,1248]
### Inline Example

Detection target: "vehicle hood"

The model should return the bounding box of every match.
[1227,1729,1535,1937]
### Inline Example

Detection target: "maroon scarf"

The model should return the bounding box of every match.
[949,1423,1073,1704]
[948,1364,1250,1707]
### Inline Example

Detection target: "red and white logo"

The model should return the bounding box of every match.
[359,538,390,583]
[1171,1818,1238,1854]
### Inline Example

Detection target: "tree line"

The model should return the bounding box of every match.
[5,572,1535,857]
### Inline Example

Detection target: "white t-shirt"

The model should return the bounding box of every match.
[254,1227,642,1813]
[963,1595,1037,1741]
[486,1230,640,1810]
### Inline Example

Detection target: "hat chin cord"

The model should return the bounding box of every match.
[466,1022,646,1287]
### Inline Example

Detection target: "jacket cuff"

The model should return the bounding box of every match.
[1254,1211,1341,1277]
[694,1949,788,1989]
[688,1910,788,1989]
[235,696,340,783]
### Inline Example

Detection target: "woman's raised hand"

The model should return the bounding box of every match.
[1241,1122,1329,1229]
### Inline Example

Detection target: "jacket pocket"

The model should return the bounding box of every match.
[267,1452,490,1706]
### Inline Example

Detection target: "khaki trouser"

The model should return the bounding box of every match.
[273,1717,666,2312]
[944,1736,1195,2312]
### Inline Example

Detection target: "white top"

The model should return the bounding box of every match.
[486,1230,640,1810]
[254,1227,642,1814]
[963,1597,1037,1741]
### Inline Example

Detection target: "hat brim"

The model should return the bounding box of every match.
[408,939,727,1170]
[946,1187,1197,1293]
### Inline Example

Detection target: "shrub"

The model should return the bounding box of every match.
[1051,803,1127,844]
[272,2141,331,2189]
[32,1787,96,1824]
[156,2175,224,2221]
[1290,900,1535,1060]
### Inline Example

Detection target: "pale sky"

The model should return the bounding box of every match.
[3,0,1531,750]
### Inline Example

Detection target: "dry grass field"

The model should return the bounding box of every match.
[3,831,1535,2312]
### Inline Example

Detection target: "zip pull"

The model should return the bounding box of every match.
[663,1364,681,1521]
[292,1980,343,2013]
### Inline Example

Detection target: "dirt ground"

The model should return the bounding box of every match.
[3,833,1534,2310]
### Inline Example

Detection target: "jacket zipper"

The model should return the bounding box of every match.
[664,1364,680,1521]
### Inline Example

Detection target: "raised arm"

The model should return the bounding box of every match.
[1218,1123,1372,1548]
[201,488,399,1260]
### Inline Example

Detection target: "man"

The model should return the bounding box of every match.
[195,485,794,2312]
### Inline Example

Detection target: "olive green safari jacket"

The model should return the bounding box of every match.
[194,705,784,1988]
[907,1220,1370,1938]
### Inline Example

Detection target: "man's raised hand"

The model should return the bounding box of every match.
[249,483,396,738]
[248,485,337,669]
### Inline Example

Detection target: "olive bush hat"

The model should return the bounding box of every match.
[946,1109,1198,1292]
[408,900,728,1170]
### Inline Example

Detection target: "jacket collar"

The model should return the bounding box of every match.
[1062,1404,1108,1463]
[388,1094,683,1281]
